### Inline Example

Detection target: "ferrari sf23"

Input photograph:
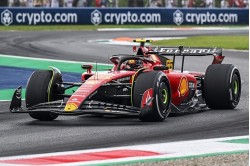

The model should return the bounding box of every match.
[10,39,241,122]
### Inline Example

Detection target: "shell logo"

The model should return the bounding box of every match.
[178,76,188,97]
[64,103,78,112]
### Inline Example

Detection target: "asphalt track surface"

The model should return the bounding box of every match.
[0,29,248,157]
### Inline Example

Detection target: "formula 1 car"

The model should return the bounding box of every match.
[10,39,241,122]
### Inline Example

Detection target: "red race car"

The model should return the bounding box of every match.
[10,39,241,122]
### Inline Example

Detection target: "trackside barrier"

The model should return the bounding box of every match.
[0,8,248,26]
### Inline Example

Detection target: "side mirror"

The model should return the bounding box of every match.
[153,65,169,71]
[81,65,92,73]
[133,46,137,52]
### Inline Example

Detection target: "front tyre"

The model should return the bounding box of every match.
[133,71,171,122]
[204,64,241,109]
[26,70,63,121]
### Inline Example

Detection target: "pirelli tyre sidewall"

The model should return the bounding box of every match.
[204,64,241,109]
[26,70,62,121]
[133,71,171,122]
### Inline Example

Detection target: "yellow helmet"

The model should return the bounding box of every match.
[128,60,136,65]
[126,59,142,70]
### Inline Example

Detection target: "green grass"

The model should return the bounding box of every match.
[154,36,249,50]
[0,89,20,101]
[221,138,249,144]
[0,25,247,31]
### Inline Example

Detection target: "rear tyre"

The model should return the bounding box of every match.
[26,70,62,121]
[204,64,241,109]
[133,71,171,122]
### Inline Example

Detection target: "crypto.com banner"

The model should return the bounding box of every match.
[0,8,248,26]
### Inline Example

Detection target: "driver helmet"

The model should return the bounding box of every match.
[126,59,143,69]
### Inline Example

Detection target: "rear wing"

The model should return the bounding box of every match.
[150,47,222,56]
[148,46,224,72]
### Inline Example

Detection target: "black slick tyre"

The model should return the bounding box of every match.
[133,71,171,122]
[26,70,61,121]
[204,64,241,109]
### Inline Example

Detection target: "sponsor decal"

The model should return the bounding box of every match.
[91,9,102,25]
[188,82,195,89]
[146,91,152,104]
[178,76,188,97]
[156,72,165,87]
[157,48,216,54]
[72,94,86,97]
[76,89,90,93]
[0,8,244,26]
[116,76,130,82]
[141,88,153,108]
[64,102,78,112]
[173,10,183,25]
[80,84,93,88]
[1,9,13,26]
[16,12,77,25]
[173,9,238,25]
[85,80,102,84]
[1,9,77,26]
[69,98,81,103]
[91,9,161,25]
[95,75,112,79]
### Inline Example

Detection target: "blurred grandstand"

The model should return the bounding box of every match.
[1,0,248,8]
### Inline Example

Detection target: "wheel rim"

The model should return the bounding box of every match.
[232,74,240,101]
[162,89,168,104]
[233,79,238,95]
[158,81,169,115]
